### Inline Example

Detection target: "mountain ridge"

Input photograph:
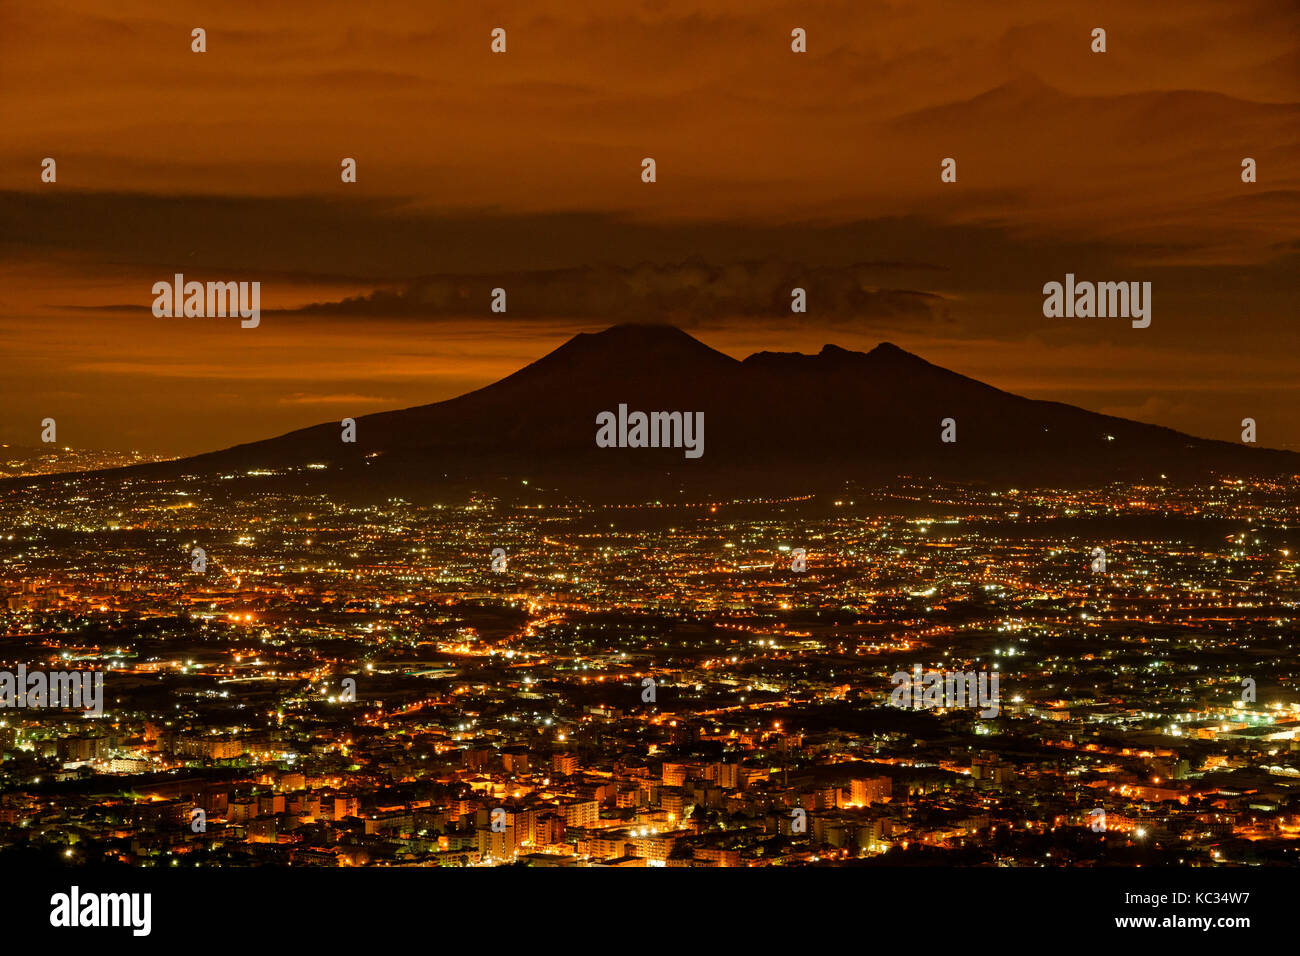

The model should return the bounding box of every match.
[4,324,1294,501]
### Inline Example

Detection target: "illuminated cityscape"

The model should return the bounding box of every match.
[1,466,1296,867]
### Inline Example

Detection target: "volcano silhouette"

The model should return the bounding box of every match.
[11,324,1296,501]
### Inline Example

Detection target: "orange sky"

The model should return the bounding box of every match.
[2,0,1297,454]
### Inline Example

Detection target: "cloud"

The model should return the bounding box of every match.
[286,260,951,325]
[277,392,397,405]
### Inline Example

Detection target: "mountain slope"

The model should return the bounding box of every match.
[6,324,1296,501]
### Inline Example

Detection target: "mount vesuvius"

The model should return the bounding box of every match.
[7,324,1295,501]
